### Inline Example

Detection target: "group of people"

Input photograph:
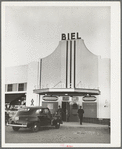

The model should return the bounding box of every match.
[56,105,84,125]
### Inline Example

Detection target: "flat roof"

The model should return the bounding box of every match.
[33,88,100,96]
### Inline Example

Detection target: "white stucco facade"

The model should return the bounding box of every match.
[5,38,110,121]
[5,65,28,84]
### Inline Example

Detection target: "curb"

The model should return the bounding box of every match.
[61,123,109,128]
[61,125,109,128]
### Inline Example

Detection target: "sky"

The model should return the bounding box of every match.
[4,4,110,67]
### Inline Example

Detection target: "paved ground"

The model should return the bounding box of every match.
[5,124,110,143]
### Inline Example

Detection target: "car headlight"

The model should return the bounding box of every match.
[8,118,12,123]
[14,116,19,121]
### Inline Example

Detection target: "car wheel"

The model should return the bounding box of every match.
[31,122,39,132]
[12,127,20,131]
[55,122,60,129]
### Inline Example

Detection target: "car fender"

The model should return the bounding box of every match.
[52,118,60,125]
[26,117,40,127]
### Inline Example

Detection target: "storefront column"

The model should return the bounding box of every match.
[78,96,83,107]
[39,95,42,106]
[66,96,72,122]
[58,96,62,107]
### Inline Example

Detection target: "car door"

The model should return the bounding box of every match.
[43,108,52,125]
[35,108,46,126]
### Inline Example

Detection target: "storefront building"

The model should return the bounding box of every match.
[5,33,110,123]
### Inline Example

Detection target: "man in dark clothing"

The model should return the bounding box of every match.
[77,106,84,125]
[57,106,63,124]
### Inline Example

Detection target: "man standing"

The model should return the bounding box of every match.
[77,106,84,125]
[57,106,63,124]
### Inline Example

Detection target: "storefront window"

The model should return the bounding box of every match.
[7,84,13,92]
[18,83,24,91]
[6,83,27,92]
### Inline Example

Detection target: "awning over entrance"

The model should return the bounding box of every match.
[5,93,25,104]
[33,88,100,96]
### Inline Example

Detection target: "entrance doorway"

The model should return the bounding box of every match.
[62,102,70,122]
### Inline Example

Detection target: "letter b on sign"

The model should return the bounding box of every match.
[62,34,66,40]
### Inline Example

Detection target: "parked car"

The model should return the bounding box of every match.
[7,106,62,132]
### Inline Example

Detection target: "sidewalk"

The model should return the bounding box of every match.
[62,122,109,128]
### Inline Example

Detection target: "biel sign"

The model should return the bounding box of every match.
[61,32,81,40]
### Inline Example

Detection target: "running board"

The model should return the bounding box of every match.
[7,123,27,127]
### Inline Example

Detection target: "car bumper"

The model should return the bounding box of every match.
[7,123,27,128]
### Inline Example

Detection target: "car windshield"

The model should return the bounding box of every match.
[16,108,38,116]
